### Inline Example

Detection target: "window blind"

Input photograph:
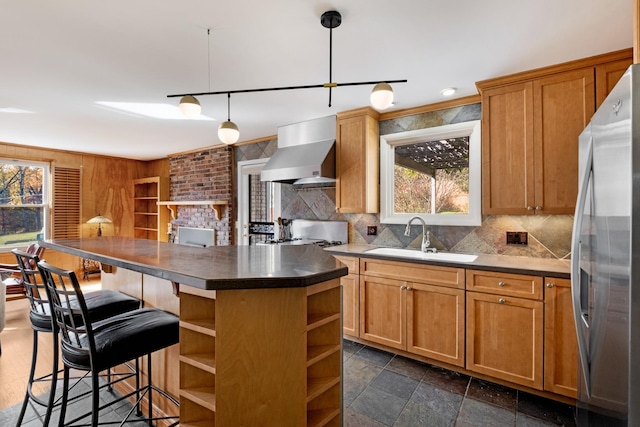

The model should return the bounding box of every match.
[52,166,81,239]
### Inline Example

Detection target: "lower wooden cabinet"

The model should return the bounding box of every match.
[359,259,465,367]
[465,269,545,390]
[544,277,578,398]
[333,255,360,338]
[466,291,544,390]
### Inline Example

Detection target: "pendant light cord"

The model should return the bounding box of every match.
[227,92,231,122]
[328,24,333,107]
[207,28,211,91]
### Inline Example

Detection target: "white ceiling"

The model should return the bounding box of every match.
[0,0,632,160]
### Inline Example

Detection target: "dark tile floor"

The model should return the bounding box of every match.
[2,340,576,426]
[343,339,577,427]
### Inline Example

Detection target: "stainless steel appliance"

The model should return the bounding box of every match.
[572,64,640,426]
[256,219,347,247]
[260,115,336,188]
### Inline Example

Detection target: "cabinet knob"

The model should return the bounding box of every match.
[400,285,407,290]
[527,205,534,210]
[535,205,542,211]
[407,286,413,291]
[546,283,553,288]
[498,281,505,287]
[498,298,506,304]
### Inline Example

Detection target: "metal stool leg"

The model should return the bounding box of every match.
[15,330,39,426]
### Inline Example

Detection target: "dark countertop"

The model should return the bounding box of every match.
[41,237,348,290]
[325,244,570,278]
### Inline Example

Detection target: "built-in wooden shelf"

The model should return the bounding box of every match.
[157,200,228,221]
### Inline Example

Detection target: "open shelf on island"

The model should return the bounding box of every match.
[157,200,228,221]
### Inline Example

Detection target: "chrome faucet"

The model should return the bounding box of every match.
[404,216,436,253]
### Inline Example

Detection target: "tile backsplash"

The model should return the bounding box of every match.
[234,103,573,260]
[279,185,572,260]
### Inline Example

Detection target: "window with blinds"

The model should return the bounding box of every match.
[52,166,81,239]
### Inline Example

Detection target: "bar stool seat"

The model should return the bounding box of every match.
[38,260,179,427]
[13,249,141,427]
[61,308,178,372]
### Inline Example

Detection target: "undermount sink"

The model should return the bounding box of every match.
[365,247,478,263]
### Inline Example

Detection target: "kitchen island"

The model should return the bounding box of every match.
[41,237,348,427]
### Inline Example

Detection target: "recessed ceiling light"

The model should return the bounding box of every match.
[440,87,457,97]
[95,102,214,121]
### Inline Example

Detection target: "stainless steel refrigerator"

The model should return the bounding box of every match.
[572,64,640,426]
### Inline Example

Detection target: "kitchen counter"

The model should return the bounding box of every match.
[41,237,346,425]
[41,237,348,290]
[325,244,570,278]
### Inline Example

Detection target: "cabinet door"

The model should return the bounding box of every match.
[406,283,465,367]
[595,58,633,108]
[336,110,379,214]
[341,274,359,337]
[481,82,535,215]
[359,275,405,351]
[466,291,544,389]
[544,277,578,398]
[532,68,594,215]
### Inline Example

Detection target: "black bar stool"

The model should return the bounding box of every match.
[13,250,141,427]
[37,260,179,427]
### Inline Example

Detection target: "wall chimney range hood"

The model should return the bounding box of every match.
[260,115,336,188]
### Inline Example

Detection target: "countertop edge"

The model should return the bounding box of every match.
[325,244,571,279]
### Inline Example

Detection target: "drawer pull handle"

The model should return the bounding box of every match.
[546,283,554,288]
[498,281,505,287]
[498,298,506,304]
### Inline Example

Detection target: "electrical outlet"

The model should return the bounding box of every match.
[367,226,377,236]
[506,231,528,245]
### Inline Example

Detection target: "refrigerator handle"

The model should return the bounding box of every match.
[571,135,593,397]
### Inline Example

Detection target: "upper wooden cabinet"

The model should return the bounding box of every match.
[335,107,380,214]
[477,49,632,215]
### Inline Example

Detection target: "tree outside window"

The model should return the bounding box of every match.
[0,160,49,248]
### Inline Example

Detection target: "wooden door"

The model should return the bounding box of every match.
[533,68,594,215]
[466,291,544,389]
[359,275,405,351]
[406,282,465,367]
[341,274,360,337]
[335,109,379,213]
[544,277,578,398]
[595,58,633,108]
[481,82,535,214]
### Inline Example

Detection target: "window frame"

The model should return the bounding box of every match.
[379,120,482,226]
[0,158,50,251]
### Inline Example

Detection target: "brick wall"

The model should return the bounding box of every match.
[169,146,233,246]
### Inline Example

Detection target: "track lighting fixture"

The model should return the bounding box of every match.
[168,10,407,143]
[218,93,239,144]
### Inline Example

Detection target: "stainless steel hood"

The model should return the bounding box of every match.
[260,115,336,186]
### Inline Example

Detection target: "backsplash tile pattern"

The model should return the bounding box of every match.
[234,104,573,260]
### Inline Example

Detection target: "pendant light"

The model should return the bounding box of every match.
[179,95,201,118]
[168,11,407,118]
[218,93,239,144]
[370,82,394,110]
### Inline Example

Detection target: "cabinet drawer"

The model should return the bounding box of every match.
[360,258,464,289]
[333,255,359,275]
[466,269,542,300]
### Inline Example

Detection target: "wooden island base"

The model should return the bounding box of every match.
[179,279,342,427]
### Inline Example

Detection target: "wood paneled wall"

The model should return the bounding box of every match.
[0,141,169,272]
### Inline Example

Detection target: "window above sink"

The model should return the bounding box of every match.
[379,120,482,226]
